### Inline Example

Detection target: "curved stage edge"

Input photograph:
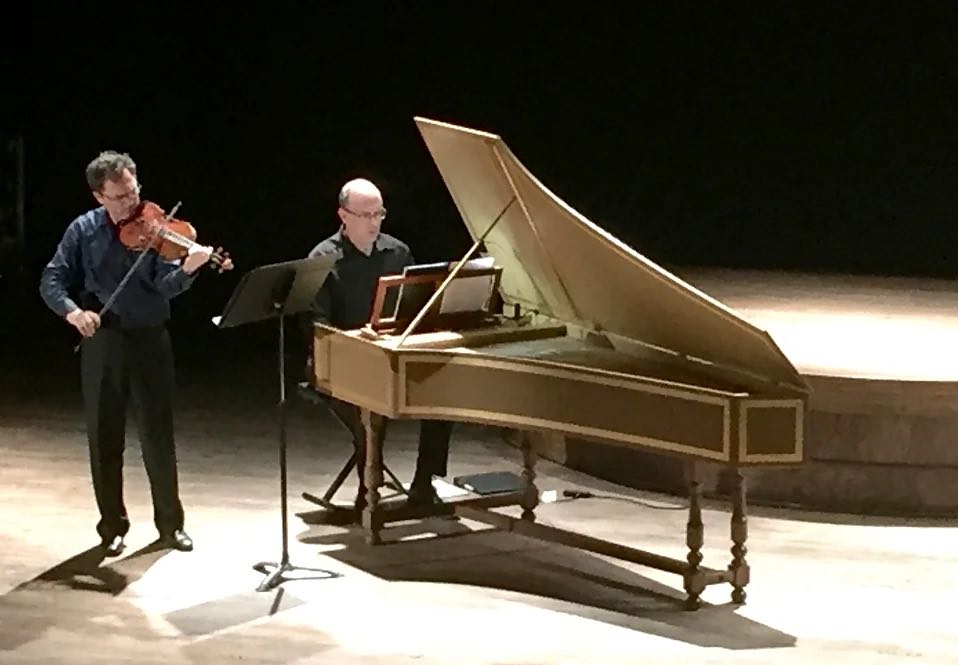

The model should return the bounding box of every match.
[517,268,958,517]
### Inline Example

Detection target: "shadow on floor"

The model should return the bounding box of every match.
[0,541,170,653]
[0,541,334,663]
[299,518,797,651]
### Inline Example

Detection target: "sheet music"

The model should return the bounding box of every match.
[439,256,497,314]
[462,256,495,270]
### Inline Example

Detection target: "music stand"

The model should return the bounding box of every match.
[215,255,340,592]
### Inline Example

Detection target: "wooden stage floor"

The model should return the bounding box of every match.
[681,268,958,381]
[1,353,956,665]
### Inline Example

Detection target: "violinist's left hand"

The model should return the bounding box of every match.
[182,244,213,274]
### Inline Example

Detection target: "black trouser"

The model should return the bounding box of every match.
[81,325,184,540]
[326,397,452,496]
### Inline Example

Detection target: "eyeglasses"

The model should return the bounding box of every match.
[342,206,387,221]
[100,183,142,202]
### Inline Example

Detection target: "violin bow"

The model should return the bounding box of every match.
[98,201,183,319]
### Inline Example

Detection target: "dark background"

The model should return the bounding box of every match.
[1,2,956,385]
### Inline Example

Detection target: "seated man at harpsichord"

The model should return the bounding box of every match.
[307,177,453,513]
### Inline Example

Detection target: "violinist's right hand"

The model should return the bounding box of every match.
[66,309,101,337]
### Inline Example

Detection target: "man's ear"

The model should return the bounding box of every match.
[336,207,348,226]
[92,190,105,205]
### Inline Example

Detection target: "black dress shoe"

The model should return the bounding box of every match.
[163,529,194,552]
[102,535,126,557]
[407,484,440,508]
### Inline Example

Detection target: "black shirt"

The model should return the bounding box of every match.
[308,229,414,329]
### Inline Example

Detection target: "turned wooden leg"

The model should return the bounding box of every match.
[683,461,705,610]
[519,433,539,521]
[728,467,750,604]
[361,408,384,545]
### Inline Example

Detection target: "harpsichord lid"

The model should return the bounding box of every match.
[413,116,807,392]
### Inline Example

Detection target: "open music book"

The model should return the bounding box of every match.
[374,256,499,331]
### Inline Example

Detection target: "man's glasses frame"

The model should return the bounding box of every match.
[99,183,142,202]
[342,206,387,221]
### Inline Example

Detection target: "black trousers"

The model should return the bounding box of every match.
[326,397,452,496]
[80,325,184,540]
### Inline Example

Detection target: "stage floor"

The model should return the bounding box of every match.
[1,368,955,665]
[681,268,958,381]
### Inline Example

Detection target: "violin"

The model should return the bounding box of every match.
[117,200,232,273]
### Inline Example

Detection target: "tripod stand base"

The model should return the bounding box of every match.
[253,559,339,592]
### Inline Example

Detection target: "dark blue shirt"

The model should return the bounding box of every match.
[308,229,413,329]
[39,207,198,328]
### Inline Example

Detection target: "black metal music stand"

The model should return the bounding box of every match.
[215,255,340,592]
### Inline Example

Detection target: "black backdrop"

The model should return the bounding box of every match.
[2,3,956,373]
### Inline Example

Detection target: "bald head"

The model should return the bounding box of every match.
[337,177,386,255]
[338,178,382,209]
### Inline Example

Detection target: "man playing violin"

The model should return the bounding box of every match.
[39,150,218,556]
[308,177,453,515]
